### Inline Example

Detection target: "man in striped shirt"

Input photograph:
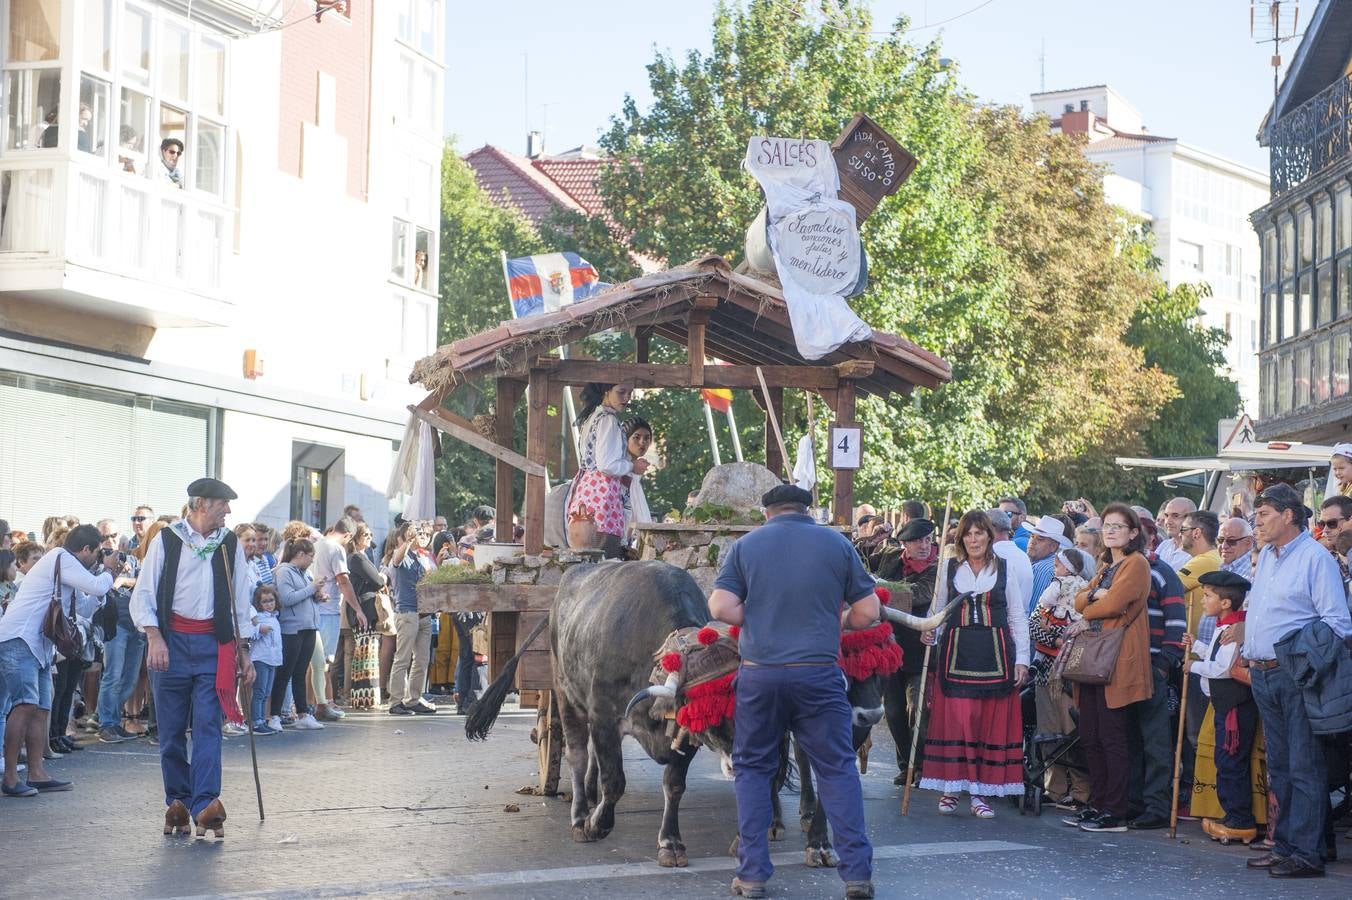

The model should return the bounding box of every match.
[1124,506,1187,829]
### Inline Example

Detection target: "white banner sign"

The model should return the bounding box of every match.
[745,137,871,360]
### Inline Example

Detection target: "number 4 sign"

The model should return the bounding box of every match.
[830,424,862,470]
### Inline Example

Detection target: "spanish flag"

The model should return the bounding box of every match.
[701,388,733,414]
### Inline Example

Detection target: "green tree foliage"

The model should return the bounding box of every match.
[596,0,1185,510]
[431,141,544,523]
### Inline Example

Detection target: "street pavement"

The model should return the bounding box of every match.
[2,701,1348,900]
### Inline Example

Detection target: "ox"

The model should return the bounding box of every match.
[467,562,955,868]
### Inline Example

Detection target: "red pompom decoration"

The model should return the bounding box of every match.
[875,586,891,606]
[676,672,737,733]
[838,622,904,680]
[697,626,719,646]
[728,626,740,641]
[661,652,683,673]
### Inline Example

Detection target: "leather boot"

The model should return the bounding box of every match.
[163,799,190,836]
[193,798,227,839]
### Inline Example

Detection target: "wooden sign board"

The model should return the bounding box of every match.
[831,113,917,222]
[831,423,863,470]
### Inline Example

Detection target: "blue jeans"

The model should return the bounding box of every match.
[732,664,873,885]
[1251,666,1326,869]
[150,629,224,818]
[251,662,276,724]
[98,627,145,729]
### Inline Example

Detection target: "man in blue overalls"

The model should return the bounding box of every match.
[710,484,880,900]
[131,478,255,838]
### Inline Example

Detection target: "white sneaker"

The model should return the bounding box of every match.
[292,714,325,730]
[267,716,283,731]
[223,722,248,736]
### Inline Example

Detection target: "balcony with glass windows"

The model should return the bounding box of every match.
[0,0,239,328]
[1256,179,1352,441]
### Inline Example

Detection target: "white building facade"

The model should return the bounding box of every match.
[0,0,443,540]
[1031,86,1269,412]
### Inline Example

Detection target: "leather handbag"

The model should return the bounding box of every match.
[42,556,83,659]
[1054,591,1145,686]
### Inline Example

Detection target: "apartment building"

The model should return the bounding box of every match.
[0,0,444,538]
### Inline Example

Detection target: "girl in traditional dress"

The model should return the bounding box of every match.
[621,416,655,547]
[919,510,1029,818]
[565,382,648,558]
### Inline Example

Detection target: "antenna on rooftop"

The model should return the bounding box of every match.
[1251,2,1302,98]
[1039,38,1046,93]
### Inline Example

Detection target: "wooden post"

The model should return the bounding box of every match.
[763,386,784,477]
[688,314,707,385]
[524,366,550,554]
[635,327,651,364]
[494,378,522,543]
[833,381,856,526]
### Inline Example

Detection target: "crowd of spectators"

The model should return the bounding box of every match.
[854,480,1352,878]
[0,503,493,799]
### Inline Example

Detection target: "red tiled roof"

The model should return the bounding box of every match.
[464,145,585,228]
[532,158,609,218]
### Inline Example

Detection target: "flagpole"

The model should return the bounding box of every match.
[703,401,723,467]
[725,406,743,462]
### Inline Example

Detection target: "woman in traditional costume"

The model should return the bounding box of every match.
[566,382,648,558]
[620,416,655,547]
[919,510,1029,818]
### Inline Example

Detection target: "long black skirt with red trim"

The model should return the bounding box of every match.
[917,676,1024,796]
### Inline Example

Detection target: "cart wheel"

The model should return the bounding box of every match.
[1031,786,1043,817]
[1019,786,1033,815]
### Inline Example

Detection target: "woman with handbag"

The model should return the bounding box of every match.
[918,510,1030,819]
[1063,502,1153,834]
[348,524,395,698]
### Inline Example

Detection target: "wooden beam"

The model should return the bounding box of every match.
[543,359,839,390]
[836,359,875,379]
[764,386,785,477]
[523,367,550,554]
[635,327,651,364]
[494,378,523,542]
[417,582,557,615]
[832,381,857,527]
[692,294,720,311]
[687,311,708,385]
[408,404,546,478]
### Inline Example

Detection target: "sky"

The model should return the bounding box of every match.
[444,0,1286,173]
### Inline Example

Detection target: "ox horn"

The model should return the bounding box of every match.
[624,672,679,720]
[881,590,973,631]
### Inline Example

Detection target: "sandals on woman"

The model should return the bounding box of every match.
[937,795,959,815]
[970,796,995,819]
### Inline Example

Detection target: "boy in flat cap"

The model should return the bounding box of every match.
[131,477,255,838]
[710,483,880,899]
[1182,569,1258,845]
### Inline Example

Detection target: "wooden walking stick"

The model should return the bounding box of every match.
[902,491,953,816]
[222,547,266,822]
[1168,594,1196,839]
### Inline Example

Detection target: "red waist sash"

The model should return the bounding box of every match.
[169,614,244,724]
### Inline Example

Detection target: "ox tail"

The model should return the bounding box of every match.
[464,615,551,741]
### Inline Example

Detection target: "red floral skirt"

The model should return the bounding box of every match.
[918,676,1024,796]
[566,469,626,538]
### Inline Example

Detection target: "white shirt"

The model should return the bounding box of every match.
[932,557,1031,667]
[1188,624,1240,698]
[588,412,634,478]
[1155,538,1191,572]
[130,521,255,639]
[0,548,113,664]
[993,540,1034,619]
[310,536,350,619]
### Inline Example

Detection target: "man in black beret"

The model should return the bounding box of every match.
[876,518,937,785]
[710,483,879,898]
[130,478,254,839]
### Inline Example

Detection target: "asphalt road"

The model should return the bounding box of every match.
[2,702,1348,900]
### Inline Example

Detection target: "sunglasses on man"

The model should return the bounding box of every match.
[1319,517,1345,530]
[131,515,147,523]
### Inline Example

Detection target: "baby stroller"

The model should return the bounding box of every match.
[1018,662,1085,816]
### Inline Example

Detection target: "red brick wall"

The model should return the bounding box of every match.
[277,3,370,200]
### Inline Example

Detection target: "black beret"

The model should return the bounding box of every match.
[762,484,813,508]
[186,477,237,500]
[1198,569,1251,593]
[896,518,935,542]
